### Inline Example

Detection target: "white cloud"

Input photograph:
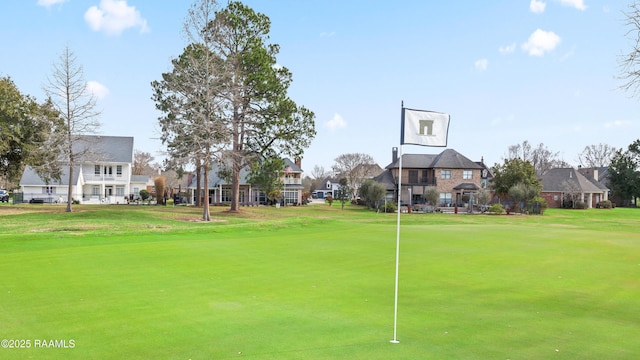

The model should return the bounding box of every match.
[559,0,587,11]
[521,29,561,57]
[604,120,632,129]
[474,58,488,71]
[530,0,546,13]
[499,43,516,54]
[84,0,149,36]
[37,0,67,8]
[86,81,109,99]
[325,113,347,131]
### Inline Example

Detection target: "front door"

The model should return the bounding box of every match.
[105,186,113,197]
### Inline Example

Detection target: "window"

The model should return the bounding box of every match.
[116,186,125,196]
[441,170,451,179]
[42,186,55,194]
[421,170,429,184]
[221,188,232,202]
[284,190,297,205]
[104,166,113,175]
[94,165,100,175]
[92,186,100,196]
[116,165,122,177]
[439,193,452,206]
[408,170,418,183]
[133,187,140,196]
[463,170,473,179]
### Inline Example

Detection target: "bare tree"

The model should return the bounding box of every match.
[619,1,640,97]
[561,179,583,208]
[311,165,329,179]
[44,46,101,212]
[578,143,618,168]
[507,141,559,176]
[507,140,532,161]
[133,150,156,176]
[332,153,378,200]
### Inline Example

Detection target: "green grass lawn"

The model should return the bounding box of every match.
[0,204,639,359]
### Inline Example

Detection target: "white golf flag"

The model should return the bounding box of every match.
[401,108,450,147]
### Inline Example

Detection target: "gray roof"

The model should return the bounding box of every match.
[73,135,134,163]
[20,166,80,186]
[284,158,303,173]
[540,168,607,193]
[386,149,482,170]
[372,170,397,191]
[131,175,151,183]
[453,183,480,191]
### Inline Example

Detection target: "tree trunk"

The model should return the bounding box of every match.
[230,162,241,211]
[202,163,211,221]
[66,163,73,212]
[195,159,202,207]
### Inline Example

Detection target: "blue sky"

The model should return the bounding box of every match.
[1,0,638,174]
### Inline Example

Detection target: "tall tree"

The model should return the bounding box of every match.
[212,1,315,212]
[44,46,101,212]
[332,153,378,200]
[578,143,617,168]
[0,77,58,185]
[153,0,315,216]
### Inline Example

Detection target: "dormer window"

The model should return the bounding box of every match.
[326,181,331,189]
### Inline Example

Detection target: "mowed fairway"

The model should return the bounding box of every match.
[0,204,639,359]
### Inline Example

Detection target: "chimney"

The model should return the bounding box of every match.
[392,147,398,164]
[593,168,599,181]
[295,157,301,169]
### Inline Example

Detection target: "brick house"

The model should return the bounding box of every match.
[539,167,609,208]
[374,148,489,206]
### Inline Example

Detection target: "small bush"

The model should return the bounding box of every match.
[597,200,612,209]
[575,201,588,209]
[383,202,397,213]
[489,203,505,214]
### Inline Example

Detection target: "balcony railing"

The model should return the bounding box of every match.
[86,174,126,182]
[283,178,301,185]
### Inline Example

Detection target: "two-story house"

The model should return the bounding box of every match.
[19,135,151,204]
[374,147,485,207]
[187,158,305,205]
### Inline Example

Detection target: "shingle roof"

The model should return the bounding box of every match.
[74,135,134,163]
[20,166,80,186]
[386,149,481,170]
[540,168,607,193]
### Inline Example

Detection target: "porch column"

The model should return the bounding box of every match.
[587,193,593,208]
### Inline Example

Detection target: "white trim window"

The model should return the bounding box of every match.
[92,186,100,196]
[463,170,473,180]
[116,186,125,196]
[94,165,100,175]
[42,186,56,195]
[441,170,451,179]
[116,165,122,177]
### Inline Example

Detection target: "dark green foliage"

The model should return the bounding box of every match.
[358,179,386,210]
[491,158,541,202]
[608,141,640,206]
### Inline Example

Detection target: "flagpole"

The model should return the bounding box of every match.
[391,103,404,344]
